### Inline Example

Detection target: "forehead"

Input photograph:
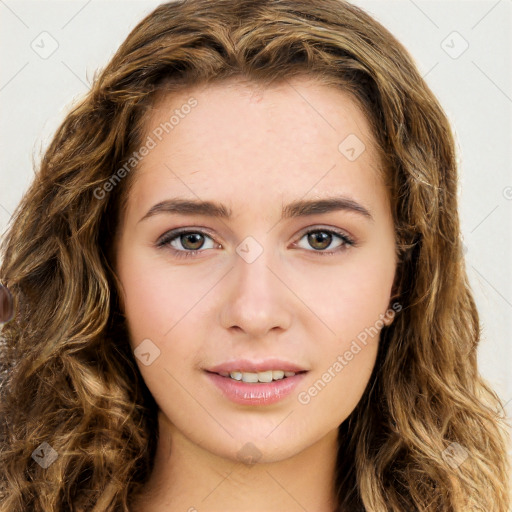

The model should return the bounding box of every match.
[126,76,387,220]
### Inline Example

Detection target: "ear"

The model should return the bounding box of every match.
[383,277,402,327]
[382,308,395,327]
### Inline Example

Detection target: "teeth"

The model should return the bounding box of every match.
[241,372,259,383]
[225,370,297,382]
[257,370,273,383]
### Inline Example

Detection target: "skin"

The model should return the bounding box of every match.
[114,76,398,512]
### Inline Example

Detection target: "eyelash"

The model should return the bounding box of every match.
[156,227,356,259]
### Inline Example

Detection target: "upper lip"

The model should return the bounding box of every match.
[206,358,308,374]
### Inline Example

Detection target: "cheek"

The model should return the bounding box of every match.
[307,254,394,341]
[118,247,205,344]
[298,245,394,405]
[296,339,378,428]
[117,253,204,401]
[121,272,173,345]
[117,248,217,392]
[295,260,386,418]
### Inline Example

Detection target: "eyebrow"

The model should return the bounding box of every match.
[138,196,374,223]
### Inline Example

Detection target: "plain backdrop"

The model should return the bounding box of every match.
[1,1,511,423]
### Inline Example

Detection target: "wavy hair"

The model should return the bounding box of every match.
[0,0,510,510]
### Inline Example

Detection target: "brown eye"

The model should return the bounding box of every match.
[296,228,354,254]
[307,231,333,251]
[157,229,217,258]
[179,233,206,251]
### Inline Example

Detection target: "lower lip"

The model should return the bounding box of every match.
[205,371,307,406]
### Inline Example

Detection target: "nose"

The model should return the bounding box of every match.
[218,246,293,339]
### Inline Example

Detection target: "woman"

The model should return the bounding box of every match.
[0,0,510,510]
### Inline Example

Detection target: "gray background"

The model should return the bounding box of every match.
[1,1,511,433]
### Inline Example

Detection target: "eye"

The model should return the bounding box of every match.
[294,228,355,256]
[156,226,356,259]
[156,229,217,259]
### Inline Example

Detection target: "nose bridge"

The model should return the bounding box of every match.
[236,238,276,296]
[219,235,292,336]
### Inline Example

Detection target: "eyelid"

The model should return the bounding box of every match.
[157,224,354,242]
[156,224,356,257]
[295,224,355,243]
[156,226,219,250]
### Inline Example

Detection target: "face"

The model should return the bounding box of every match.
[114,76,398,464]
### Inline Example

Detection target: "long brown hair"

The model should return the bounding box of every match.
[0,0,510,510]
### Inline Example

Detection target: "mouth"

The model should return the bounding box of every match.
[206,369,308,383]
[204,359,309,405]
[204,367,309,406]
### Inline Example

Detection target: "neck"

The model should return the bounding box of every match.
[131,410,339,512]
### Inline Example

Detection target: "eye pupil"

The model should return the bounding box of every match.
[308,231,331,250]
[182,233,204,250]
